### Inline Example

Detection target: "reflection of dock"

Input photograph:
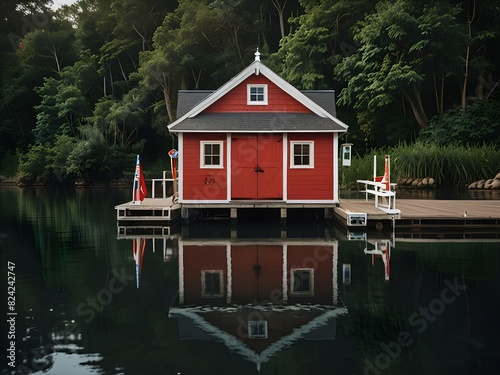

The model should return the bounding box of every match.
[117,232,180,287]
[335,199,500,231]
[363,240,391,282]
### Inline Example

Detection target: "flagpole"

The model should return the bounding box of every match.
[133,154,139,204]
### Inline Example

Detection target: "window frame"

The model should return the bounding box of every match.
[290,268,314,296]
[247,84,268,105]
[248,320,268,339]
[200,141,224,169]
[290,141,314,169]
[201,270,224,298]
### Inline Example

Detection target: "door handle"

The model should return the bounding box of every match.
[254,166,264,173]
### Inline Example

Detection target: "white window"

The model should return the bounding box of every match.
[248,321,268,339]
[200,141,223,168]
[247,84,268,105]
[290,268,314,296]
[290,141,314,168]
[201,270,224,297]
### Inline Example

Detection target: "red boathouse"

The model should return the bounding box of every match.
[167,51,349,220]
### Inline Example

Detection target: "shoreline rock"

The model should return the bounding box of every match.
[468,173,500,190]
[397,177,436,189]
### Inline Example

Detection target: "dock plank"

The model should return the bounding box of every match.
[338,199,500,219]
[115,197,179,209]
[335,199,500,230]
[396,199,499,219]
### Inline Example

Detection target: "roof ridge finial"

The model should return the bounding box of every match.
[255,48,261,62]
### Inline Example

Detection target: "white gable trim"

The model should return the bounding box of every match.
[169,129,347,134]
[168,60,349,131]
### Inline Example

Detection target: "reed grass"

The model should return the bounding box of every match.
[392,143,499,186]
[340,143,500,189]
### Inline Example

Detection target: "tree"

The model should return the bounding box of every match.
[0,0,53,53]
[135,0,250,125]
[271,0,288,40]
[33,51,97,143]
[271,0,374,89]
[96,0,174,96]
[334,0,467,129]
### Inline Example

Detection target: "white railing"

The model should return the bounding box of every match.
[149,171,177,199]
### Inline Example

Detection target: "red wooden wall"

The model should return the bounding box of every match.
[205,76,311,113]
[182,133,227,200]
[287,133,334,200]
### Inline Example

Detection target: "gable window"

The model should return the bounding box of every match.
[290,141,314,168]
[290,268,314,296]
[247,84,268,105]
[248,321,268,339]
[200,141,223,168]
[201,270,224,297]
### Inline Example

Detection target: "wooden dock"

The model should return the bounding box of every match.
[115,192,500,233]
[115,197,181,227]
[335,199,500,231]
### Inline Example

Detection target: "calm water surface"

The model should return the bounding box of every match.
[1,188,499,375]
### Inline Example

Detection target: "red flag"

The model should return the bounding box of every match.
[133,155,148,202]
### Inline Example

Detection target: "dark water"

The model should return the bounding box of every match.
[1,188,499,375]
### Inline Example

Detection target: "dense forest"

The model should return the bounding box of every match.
[0,0,499,184]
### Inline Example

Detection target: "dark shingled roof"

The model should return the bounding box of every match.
[301,90,336,117]
[169,112,346,132]
[176,90,337,118]
[176,90,214,118]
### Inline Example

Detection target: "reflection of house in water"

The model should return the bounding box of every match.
[169,237,347,370]
[363,239,391,282]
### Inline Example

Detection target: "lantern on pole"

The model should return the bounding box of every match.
[341,143,353,167]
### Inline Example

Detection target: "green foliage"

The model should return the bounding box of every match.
[418,98,500,146]
[17,143,53,184]
[0,150,19,178]
[33,52,98,143]
[66,125,108,180]
[52,134,78,181]
[272,0,373,89]
[17,134,77,184]
[65,125,138,182]
[334,0,467,129]
[3,0,500,184]
[16,125,137,184]
[85,92,145,148]
[18,29,78,72]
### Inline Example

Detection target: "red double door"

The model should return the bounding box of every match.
[231,134,283,199]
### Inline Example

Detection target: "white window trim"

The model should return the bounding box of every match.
[247,84,268,105]
[290,268,314,296]
[248,320,268,339]
[201,270,224,298]
[200,141,224,169]
[290,141,314,169]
